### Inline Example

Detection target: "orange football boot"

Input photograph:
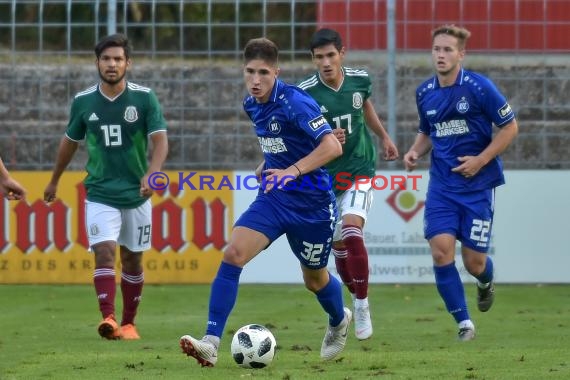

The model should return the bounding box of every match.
[97,314,120,340]
[120,324,141,340]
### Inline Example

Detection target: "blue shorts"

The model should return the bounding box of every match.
[235,194,337,269]
[424,185,495,253]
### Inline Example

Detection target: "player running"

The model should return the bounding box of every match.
[298,28,398,340]
[403,25,518,340]
[179,37,350,367]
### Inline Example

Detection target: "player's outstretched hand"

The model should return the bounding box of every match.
[43,182,57,203]
[403,151,419,172]
[382,138,399,161]
[140,175,154,198]
[1,177,26,201]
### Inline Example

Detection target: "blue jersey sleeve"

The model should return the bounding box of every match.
[478,75,515,128]
[287,87,333,141]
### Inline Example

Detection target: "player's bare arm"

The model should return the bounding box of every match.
[363,100,398,161]
[44,136,79,202]
[403,132,432,172]
[141,130,168,197]
[452,120,518,178]
[263,133,342,192]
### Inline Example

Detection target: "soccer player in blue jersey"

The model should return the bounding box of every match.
[403,25,518,341]
[179,37,351,366]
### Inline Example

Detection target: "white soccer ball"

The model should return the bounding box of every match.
[230,324,276,369]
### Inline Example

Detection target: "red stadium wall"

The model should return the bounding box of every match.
[317,0,570,52]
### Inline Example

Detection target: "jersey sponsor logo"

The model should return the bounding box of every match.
[434,119,469,137]
[124,106,138,123]
[308,115,328,131]
[258,136,287,153]
[268,119,281,134]
[498,103,512,118]
[90,223,99,236]
[352,92,363,109]
[426,109,437,116]
[88,112,99,121]
[456,97,470,114]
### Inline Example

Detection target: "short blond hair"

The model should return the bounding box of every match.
[432,25,471,50]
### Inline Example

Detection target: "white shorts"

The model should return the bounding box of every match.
[85,199,152,252]
[333,181,374,241]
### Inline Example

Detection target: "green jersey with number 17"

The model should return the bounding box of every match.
[66,82,167,208]
[298,67,376,195]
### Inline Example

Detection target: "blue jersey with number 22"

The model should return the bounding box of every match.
[416,67,515,192]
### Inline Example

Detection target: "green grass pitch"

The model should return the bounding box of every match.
[1,283,569,379]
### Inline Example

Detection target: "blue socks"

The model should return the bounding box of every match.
[206,261,242,337]
[315,273,345,327]
[205,266,348,336]
[475,256,494,284]
[434,262,469,323]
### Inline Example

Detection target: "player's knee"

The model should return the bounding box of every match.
[430,248,455,265]
[93,243,116,267]
[304,281,317,293]
[121,256,142,273]
[223,244,248,267]
[429,236,456,264]
[304,279,324,293]
[303,270,328,292]
[431,252,453,266]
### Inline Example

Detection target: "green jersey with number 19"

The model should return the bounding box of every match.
[298,67,376,195]
[66,82,167,208]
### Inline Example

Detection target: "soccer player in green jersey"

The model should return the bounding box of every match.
[0,156,26,200]
[43,34,168,340]
[298,28,398,340]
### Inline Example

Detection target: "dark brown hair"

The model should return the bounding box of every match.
[94,33,131,59]
[309,28,343,53]
[243,38,279,65]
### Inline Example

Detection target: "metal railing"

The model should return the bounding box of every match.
[0,0,568,170]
